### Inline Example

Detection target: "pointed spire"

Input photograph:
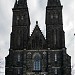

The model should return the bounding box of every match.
[47,0,61,6]
[18,0,27,8]
[31,21,45,39]
[14,0,18,8]
[18,0,27,3]
[14,0,27,8]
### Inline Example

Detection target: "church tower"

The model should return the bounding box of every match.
[5,0,30,75]
[46,0,65,49]
[5,0,71,75]
[11,0,30,49]
[45,0,71,75]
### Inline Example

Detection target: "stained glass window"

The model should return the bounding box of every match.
[33,54,41,70]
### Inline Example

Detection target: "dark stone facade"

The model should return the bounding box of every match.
[5,0,71,75]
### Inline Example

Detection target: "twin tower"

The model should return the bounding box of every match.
[5,0,71,75]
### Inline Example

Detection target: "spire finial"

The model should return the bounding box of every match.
[36,21,38,25]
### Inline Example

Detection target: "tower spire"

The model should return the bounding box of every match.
[11,0,30,49]
[47,0,61,6]
[14,0,18,8]
[14,0,27,8]
[46,0,64,49]
[18,0,27,7]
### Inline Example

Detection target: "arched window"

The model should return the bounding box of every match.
[55,68,57,74]
[18,54,20,62]
[55,54,57,61]
[33,54,41,71]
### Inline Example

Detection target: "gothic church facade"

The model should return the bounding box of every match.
[5,0,71,75]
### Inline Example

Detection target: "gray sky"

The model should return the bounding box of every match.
[0,0,74,66]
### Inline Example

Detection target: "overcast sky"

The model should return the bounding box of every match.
[0,0,74,67]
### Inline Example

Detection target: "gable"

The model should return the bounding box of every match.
[28,22,46,50]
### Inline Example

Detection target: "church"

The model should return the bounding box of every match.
[5,0,71,75]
